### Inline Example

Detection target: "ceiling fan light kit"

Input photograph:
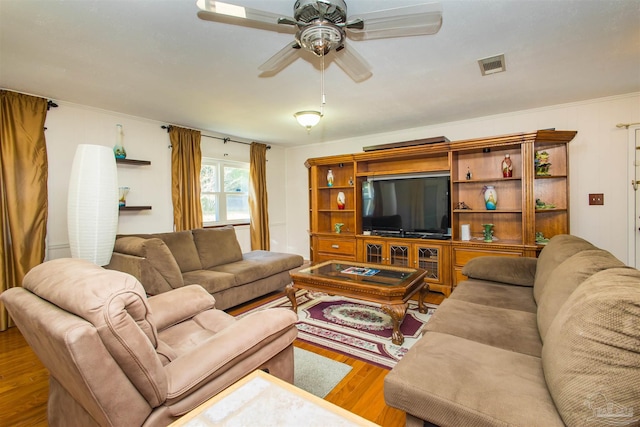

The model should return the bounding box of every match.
[294,111,322,131]
[196,0,443,81]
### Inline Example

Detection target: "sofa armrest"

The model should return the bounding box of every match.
[462,256,537,287]
[107,237,184,295]
[163,308,298,407]
[147,285,216,331]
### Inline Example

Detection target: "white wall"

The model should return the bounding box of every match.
[284,93,640,264]
[44,93,640,264]
[44,102,287,259]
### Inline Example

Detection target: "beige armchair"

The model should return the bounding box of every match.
[1,258,298,427]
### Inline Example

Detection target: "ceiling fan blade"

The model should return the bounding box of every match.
[258,42,301,74]
[333,45,372,83]
[196,0,296,32]
[346,3,443,41]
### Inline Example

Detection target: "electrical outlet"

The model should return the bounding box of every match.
[589,193,604,205]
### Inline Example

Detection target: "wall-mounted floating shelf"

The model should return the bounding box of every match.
[116,158,151,166]
[119,206,152,211]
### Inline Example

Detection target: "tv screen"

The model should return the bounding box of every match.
[362,174,451,235]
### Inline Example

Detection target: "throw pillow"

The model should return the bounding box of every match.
[193,226,243,269]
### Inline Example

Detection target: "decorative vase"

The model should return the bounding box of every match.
[113,124,127,159]
[501,154,513,177]
[118,187,130,207]
[334,223,344,234]
[327,169,334,187]
[337,191,345,210]
[482,223,494,242]
[482,185,498,210]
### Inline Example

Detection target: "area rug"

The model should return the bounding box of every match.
[294,347,352,398]
[241,291,437,368]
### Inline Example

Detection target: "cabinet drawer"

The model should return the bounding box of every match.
[453,248,523,266]
[317,238,356,256]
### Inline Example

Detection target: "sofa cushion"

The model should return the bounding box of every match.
[153,230,202,273]
[182,270,237,294]
[211,251,303,286]
[241,250,304,273]
[542,267,640,427]
[534,234,596,303]
[537,249,625,341]
[385,331,565,427]
[192,226,243,269]
[424,298,542,357]
[462,256,537,287]
[449,279,537,313]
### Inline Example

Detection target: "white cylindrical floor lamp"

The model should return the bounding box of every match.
[67,144,119,266]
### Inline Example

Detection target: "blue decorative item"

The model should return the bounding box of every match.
[482,185,497,210]
[113,124,127,159]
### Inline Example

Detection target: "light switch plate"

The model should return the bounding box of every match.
[589,193,604,205]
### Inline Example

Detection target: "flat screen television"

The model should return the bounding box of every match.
[362,173,451,237]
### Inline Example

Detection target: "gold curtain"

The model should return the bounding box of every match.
[170,126,203,231]
[0,91,49,331]
[249,142,270,250]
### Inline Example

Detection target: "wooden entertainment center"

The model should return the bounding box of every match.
[305,130,577,296]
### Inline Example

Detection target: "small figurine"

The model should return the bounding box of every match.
[536,231,550,244]
[466,167,472,180]
[535,198,555,209]
[535,151,551,176]
[501,154,513,177]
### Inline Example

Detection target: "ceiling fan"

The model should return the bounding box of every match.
[196,0,443,82]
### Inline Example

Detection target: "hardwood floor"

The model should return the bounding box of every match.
[0,290,444,426]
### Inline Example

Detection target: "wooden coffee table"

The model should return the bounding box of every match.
[287,260,428,345]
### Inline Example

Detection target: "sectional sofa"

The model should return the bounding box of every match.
[385,234,640,426]
[106,226,304,310]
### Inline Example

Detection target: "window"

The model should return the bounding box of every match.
[201,158,250,225]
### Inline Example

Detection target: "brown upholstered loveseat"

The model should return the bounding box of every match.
[385,234,640,426]
[106,226,304,310]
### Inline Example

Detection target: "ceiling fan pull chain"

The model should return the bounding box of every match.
[321,51,326,116]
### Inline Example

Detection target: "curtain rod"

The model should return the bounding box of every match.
[161,125,270,149]
[616,122,640,129]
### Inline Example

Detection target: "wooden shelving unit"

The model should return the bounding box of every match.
[306,130,577,295]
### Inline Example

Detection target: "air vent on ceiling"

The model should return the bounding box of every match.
[478,54,506,76]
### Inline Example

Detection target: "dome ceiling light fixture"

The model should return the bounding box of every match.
[294,110,322,132]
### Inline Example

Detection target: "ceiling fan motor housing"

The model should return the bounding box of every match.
[293,0,347,24]
[293,0,348,56]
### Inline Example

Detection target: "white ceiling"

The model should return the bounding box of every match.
[1,0,639,147]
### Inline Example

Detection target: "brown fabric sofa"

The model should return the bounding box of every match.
[1,258,298,427]
[106,226,304,310]
[384,234,640,427]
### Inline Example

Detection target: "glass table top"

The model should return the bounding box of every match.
[294,260,422,288]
